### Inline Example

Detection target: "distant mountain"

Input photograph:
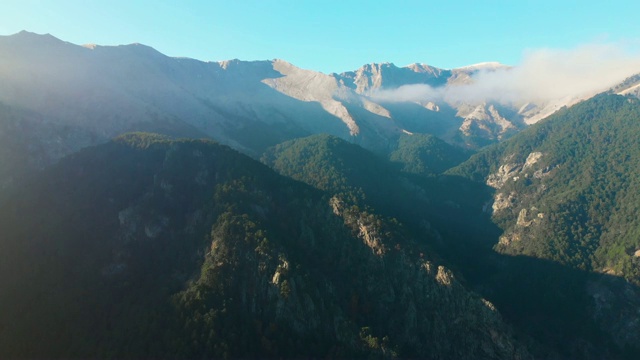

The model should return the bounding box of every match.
[3,30,640,358]
[3,30,634,189]
[0,101,98,189]
[0,133,528,359]
[335,62,453,92]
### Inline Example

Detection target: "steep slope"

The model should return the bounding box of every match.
[0,133,526,359]
[261,133,476,230]
[4,30,625,177]
[262,133,471,218]
[389,133,472,176]
[450,94,640,351]
[262,134,396,195]
[0,31,421,162]
[0,32,359,156]
[336,62,529,144]
[0,101,99,189]
[335,62,452,92]
[452,94,640,278]
[610,73,640,98]
[263,132,640,359]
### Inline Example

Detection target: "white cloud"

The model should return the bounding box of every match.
[369,42,640,105]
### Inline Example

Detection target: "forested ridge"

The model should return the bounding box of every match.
[0,133,526,359]
[2,94,640,359]
[451,94,640,282]
[260,129,640,359]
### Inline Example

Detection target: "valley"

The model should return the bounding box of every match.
[1,31,640,359]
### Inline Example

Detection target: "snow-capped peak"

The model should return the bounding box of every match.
[454,62,507,71]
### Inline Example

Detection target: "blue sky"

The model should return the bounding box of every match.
[1,0,638,73]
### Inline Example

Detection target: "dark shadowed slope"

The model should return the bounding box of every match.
[0,133,527,359]
[262,129,640,359]
[449,94,640,354]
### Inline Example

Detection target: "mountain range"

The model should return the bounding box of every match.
[2,31,640,359]
[3,31,635,186]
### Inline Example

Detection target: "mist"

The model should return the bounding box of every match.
[370,43,640,105]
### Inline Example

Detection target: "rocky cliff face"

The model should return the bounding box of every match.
[484,151,551,249]
[335,62,451,93]
[2,30,627,184]
[450,94,640,355]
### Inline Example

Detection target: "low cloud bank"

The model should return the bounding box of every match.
[371,43,640,105]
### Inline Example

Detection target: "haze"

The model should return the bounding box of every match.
[372,42,640,105]
[1,0,639,74]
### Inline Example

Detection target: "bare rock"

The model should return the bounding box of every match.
[522,152,543,170]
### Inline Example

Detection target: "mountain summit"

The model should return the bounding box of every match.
[3,30,640,359]
[2,31,636,179]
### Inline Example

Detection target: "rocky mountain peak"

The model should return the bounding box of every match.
[453,61,509,72]
[0,30,74,52]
